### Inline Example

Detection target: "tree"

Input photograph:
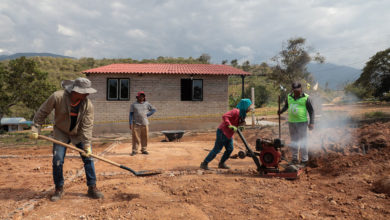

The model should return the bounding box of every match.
[197,53,211,64]
[269,37,324,90]
[354,48,390,99]
[244,83,271,108]
[230,59,238,67]
[0,57,57,119]
[221,60,228,65]
[242,60,250,72]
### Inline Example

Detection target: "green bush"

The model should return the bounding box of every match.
[244,84,272,108]
[364,111,390,119]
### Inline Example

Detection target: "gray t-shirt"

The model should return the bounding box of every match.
[130,101,155,125]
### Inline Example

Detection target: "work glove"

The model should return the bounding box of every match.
[82,144,92,157]
[238,126,245,131]
[228,125,238,132]
[29,125,39,139]
[29,132,38,139]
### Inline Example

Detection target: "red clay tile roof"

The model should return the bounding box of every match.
[82,64,250,75]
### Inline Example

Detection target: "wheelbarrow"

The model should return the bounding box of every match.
[161,130,184,142]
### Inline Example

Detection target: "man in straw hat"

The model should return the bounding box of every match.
[30,77,104,201]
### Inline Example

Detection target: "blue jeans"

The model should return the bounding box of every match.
[52,141,97,187]
[204,129,234,164]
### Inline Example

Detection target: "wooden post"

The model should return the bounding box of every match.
[251,87,255,128]
[278,95,281,139]
[241,75,245,98]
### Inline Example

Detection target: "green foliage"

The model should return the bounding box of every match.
[354,48,390,99]
[269,37,324,90]
[229,94,241,108]
[244,84,271,108]
[344,83,369,99]
[197,53,211,64]
[0,57,57,119]
[0,130,52,146]
[364,111,390,119]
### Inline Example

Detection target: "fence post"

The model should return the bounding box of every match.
[251,87,255,128]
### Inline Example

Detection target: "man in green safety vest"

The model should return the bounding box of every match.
[278,82,314,166]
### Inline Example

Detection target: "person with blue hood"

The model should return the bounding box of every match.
[200,99,254,170]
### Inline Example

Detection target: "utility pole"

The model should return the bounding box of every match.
[241,75,245,98]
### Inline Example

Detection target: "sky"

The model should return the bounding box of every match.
[0,0,389,69]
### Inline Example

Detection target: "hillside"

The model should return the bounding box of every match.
[308,63,361,90]
[0,53,74,61]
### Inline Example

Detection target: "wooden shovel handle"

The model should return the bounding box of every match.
[38,135,121,167]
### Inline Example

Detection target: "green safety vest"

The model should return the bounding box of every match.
[287,93,309,123]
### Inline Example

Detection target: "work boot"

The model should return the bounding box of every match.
[141,151,149,155]
[50,186,64,202]
[130,152,137,156]
[300,161,308,167]
[289,159,299,165]
[218,162,230,169]
[87,185,104,199]
[200,162,209,170]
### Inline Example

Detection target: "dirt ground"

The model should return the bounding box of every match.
[1,104,390,219]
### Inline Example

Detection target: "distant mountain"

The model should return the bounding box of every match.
[307,63,361,90]
[0,52,74,61]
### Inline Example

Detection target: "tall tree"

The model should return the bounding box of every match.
[269,37,324,89]
[354,48,390,98]
[0,57,57,119]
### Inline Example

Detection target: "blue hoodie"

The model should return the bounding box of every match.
[236,99,252,119]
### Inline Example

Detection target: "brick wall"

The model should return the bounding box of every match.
[87,74,229,133]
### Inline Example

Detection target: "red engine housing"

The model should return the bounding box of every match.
[259,145,281,168]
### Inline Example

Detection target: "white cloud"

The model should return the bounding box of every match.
[0,0,389,68]
[224,45,253,56]
[32,38,44,49]
[126,29,147,39]
[57,24,76,37]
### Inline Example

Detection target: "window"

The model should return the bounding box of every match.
[107,78,129,101]
[181,79,203,101]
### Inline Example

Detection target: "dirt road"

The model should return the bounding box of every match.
[1,106,390,219]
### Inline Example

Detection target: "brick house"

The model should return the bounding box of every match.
[83,64,250,133]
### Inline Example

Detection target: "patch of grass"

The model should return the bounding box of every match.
[0,130,53,147]
[364,111,390,119]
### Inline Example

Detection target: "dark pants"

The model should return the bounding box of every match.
[52,141,97,187]
[288,122,308,162]
[203,129,234,164]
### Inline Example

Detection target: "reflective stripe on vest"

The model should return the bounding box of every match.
[287,93,309,123]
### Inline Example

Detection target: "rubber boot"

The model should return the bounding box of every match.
[200,161,209,170]
[50,186,64,202]
[218,162,230,169]
[88,185,104,199]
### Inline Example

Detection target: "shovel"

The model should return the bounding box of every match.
[38,135,162,177]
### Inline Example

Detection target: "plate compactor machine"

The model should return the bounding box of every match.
[236,129,303,179]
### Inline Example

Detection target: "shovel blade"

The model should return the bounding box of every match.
[135,169,163,176]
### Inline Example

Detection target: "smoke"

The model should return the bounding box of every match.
[306,93,360,154]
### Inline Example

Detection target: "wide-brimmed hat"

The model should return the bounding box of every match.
[61,77,97,94]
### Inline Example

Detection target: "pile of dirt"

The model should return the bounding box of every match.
[373,176,390,195]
